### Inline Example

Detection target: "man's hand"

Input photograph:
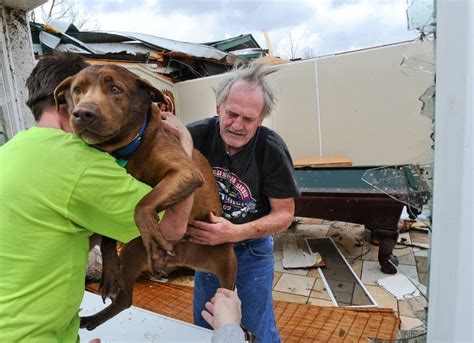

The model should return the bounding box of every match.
[201,288,242,330]
[187,212,238,245]
[159,108,193,156]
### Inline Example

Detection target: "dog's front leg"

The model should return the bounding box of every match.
[99,237,125,303]
[81,238,146,331]
[135,166,203,274]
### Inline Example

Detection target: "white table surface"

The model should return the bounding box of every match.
[79,291,212,342]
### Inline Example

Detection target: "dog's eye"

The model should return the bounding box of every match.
[110,85,122,94]
[73,87,81,95]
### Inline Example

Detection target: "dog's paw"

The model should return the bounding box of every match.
[147,248,169,276]
[80,315,101,331]
[99,272,125,303]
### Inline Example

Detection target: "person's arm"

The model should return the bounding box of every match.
[187,197,294,245]
[158,110,194,241]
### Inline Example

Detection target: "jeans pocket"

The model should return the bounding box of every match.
[248,239,274,258]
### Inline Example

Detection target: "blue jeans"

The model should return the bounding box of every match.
[193,236,281,343]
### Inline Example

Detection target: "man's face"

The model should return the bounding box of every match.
[217,81,265,156]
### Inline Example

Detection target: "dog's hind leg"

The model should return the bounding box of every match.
[80,238,146,331]
[212,246,237,290]
[171,242,237,290]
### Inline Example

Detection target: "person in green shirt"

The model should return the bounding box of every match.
[0,52,194,342]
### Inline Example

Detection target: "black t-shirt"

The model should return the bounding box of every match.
[187,117,300,225]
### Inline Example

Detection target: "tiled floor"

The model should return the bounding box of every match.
[165,217,430,336]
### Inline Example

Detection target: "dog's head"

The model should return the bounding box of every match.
[54,64,166,152]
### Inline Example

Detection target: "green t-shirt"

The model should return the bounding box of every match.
[0,127,155,342]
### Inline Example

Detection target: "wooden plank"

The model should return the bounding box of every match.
[293,155,353,168]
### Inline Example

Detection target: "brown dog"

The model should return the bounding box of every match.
[54,64,237,330]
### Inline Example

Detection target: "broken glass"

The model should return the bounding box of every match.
[361,165,431,212]
[368,330,427,342]
[400,37,434,89]
[401,15,435,74]
[418,84,435,119]
[406,0,436,35]
[401,55,434,75]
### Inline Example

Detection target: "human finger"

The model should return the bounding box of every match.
[186,227,209,239]
[201,310,216,329]
[205,300,215,313]
[216,288,236,298]
[189,219,212,230]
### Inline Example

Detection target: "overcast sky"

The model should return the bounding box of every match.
[40,0,419,59]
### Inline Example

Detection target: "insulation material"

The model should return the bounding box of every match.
[282,235,324,269]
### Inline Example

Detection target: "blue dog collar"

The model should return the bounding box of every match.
[112,114,149,163]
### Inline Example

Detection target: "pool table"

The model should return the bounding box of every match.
[294,166,429,274]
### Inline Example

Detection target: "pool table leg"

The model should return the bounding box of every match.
[371,227,399,274]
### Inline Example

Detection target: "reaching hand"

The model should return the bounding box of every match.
[201,288,242,330]
[158,107,193,156]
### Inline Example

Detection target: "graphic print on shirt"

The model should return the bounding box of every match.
[212,167,257,219]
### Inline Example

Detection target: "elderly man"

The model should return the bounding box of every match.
[186,63,300,342]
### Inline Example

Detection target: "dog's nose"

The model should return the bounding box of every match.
[72,107,97,124]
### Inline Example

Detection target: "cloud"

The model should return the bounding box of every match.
[86,0,313,32]
[273,0,417,58]
[70,0,417,58]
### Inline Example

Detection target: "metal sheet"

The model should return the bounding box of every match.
[100,31,231,61]
[306,237,377,307]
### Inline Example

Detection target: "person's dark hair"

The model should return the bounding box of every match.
[26,52,89,120]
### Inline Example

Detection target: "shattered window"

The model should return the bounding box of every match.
[361,165,431,216]
[391,0,437,215]
[418,84,435,120]
[400,50,434,75]
[406,0,436,34]
[362,165,430,211]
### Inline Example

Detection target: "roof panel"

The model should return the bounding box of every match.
[203,34,260,52]
[98,31,231,61]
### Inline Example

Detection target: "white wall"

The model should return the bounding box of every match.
[175,41,433,166]
[427,0,473,341]
[175,73,221,124]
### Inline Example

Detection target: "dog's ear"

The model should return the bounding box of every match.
[54,76,73,111]
[136,78,166,104]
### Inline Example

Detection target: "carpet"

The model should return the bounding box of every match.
[87,279,399,342]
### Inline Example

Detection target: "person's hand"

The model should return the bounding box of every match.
[187,212,238,245]
[158,108,193,156]
[201,288,242,330]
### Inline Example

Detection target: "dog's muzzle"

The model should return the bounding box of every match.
[72,106,98,126]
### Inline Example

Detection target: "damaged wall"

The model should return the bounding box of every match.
[175,41,433,166]
[0,4,36,139]
[317,40,433,165]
